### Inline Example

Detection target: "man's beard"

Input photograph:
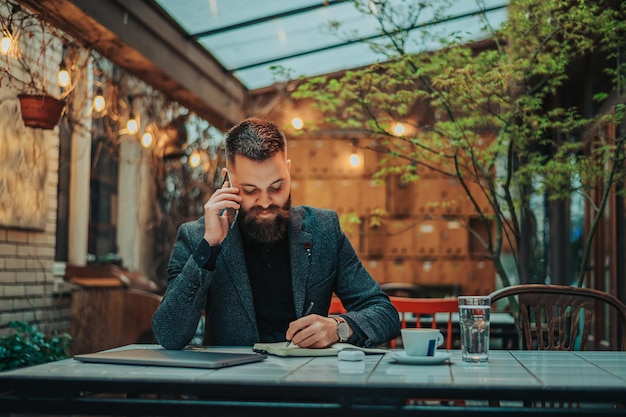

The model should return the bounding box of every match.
[240,195,291,243]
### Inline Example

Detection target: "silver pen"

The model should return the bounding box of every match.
[286,301,315,348]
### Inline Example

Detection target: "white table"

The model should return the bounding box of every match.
[1,344,624,416]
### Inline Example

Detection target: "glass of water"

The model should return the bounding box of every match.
[458,296,491,363]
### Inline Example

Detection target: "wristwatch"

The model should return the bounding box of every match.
[333,316,350,342]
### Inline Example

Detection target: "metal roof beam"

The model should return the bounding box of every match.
[189,0,351,39]
[231,3,507,72]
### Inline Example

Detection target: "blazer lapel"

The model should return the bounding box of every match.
[221,225,257,325]
[289,208,313,316]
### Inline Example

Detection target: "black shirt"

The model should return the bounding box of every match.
[242,237,296,342]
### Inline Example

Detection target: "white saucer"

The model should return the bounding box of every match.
[388,351,452,365]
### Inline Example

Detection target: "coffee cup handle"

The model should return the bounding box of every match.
[436,333,444,347]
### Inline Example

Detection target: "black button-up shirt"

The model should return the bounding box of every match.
[242,237,296,342]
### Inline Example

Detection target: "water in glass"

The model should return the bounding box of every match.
[460,304,490,363]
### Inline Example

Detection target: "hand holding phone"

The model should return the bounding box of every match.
[203,170,240,246]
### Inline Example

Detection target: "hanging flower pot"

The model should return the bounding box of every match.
[17,94,66,129]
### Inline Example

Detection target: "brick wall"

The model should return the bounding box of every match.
[0,130,71,338]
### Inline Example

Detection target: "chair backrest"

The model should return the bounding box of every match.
[388,296,459,350]
[328,296,346,315]
[489,284,626,351]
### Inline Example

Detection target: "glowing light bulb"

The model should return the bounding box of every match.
[349,152,361,167]
[126,117,139,135]
[291,117,303,130]
[141,132,153,148]
[93,91,106,112]
[393,123,405,136]
[57,69,70,88]
[1,36,11,55]
[189,150,202,168]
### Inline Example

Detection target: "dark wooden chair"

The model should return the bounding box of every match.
[489,285,626,408]
[490,284,626,351]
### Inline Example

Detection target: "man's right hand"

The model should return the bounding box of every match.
[203,180,241,246]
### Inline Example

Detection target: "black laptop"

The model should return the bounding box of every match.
[74,348,267,369]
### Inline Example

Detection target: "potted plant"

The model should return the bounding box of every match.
[0,3,81,129]
[17,92,66,129]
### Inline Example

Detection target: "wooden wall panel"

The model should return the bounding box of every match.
[308,140,334,177]
[440,220,468,257]
[288,140,310,178]
[385,219,415,257]
[413,219,443,257]
[385,257,414,284]
[357,179,386,215]
[364,258,385,283]
[414,259,441,285]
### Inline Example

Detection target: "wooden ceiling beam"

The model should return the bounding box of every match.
[17,0,248,130]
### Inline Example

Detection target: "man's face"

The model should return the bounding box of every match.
[227,152,292,242]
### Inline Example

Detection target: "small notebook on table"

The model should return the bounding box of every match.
[252,342,388,357]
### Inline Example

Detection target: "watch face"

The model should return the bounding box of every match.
[338,321,350,341]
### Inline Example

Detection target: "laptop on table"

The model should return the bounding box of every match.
[74,347,267,369]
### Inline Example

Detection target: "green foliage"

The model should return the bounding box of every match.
[339,212,362,235]
[0,321,71,371]
[293,0,626,287]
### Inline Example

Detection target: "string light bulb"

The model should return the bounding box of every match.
[57,64,70,88]
[189,150,202,168]
[393,122,405,136]
[349,152,361,167]
[141,132,153,148]
[57,47,70,88]
[126,95,139,134]
[291,117,303,130]
[348,138,362,168]
[126,114,139,135]
[93,87,106,112]
[1,35,11,55]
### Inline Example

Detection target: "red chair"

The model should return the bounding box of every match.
[389,296,459,349]
[328,296,346,315]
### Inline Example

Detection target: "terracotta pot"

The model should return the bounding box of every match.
[17,94,66,129]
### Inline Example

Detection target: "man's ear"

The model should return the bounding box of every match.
[286,159,292,173]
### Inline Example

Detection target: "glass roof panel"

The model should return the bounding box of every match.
[153,0,508,90]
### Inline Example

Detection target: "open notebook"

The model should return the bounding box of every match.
[253,342,388,357]
[74,348,267,369]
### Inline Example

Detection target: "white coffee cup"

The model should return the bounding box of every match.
[401,328,444,356]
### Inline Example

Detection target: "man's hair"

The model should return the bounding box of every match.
[225,118,286,164]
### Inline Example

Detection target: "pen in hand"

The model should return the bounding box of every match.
[286,301,315,348]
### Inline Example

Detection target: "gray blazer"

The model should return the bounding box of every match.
[152,206,400,349]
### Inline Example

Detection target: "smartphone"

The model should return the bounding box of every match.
[222,170,239,229]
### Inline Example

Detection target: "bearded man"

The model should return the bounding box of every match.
[152,118,399,349]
